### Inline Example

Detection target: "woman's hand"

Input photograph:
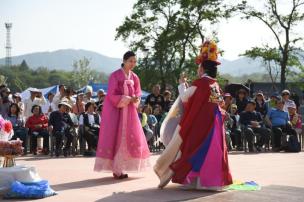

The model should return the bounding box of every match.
[131,96,140,103]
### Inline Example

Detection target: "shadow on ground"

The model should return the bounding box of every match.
[95,185,221,202]
[52,177,140,191]
[95,185,304,202]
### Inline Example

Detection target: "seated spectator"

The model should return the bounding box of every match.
[138,105,153,141]
[153,105,163,123]
[25,105,49,155]
[79,102,100,154]
[235,89,249,114]
[13,93,24,117]
[163,90,174,112]
[223,110,233,151]
[72,93,85,116]
[229,104,242,151]
[96,103,103,118]
[265,98,298,151]
[143,105,157,128]
[240,100,271,152]
[0,87,12,118]
[64,88,76,106]
[288,103,302,136]
[281,90,296,112]
[49,100,74,157]
[95,89,106,107]
[223,93,233,112]
[84,86,95,103]
[255,91,268,118]
[267,92,280,112]
[6,103,27,155]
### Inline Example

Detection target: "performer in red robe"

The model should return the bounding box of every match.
[154,40,233,190]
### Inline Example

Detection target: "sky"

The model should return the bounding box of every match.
[0,0,303,61]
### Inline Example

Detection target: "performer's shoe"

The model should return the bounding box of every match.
[113,173,128,180]
[158,170,174,189]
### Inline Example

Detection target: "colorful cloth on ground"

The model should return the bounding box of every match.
[3,180,57,199]
[227,180,261,191]
[94,69,150,174]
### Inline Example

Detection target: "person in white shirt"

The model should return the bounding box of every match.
[23,88,46,120]
[83,85,95,103]
[282,89,296,112]
[52,84,66,111]
[42,92,56,116]
[79,102,100,153]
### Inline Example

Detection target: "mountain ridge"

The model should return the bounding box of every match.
[0,49,265,75]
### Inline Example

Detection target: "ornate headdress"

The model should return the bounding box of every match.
[195,40,221,65]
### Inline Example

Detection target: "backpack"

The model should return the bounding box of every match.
[286,135,301,153]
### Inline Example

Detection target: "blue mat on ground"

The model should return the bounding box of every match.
[3,180,57,199]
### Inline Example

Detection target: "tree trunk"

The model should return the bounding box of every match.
[280,45,289,91]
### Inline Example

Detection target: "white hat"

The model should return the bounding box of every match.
[287,102,297,109]
[98,89,106,95]
[58,99,72,109]
[282,89,290,95]
[29,87,41,93]
[85,86,93,93]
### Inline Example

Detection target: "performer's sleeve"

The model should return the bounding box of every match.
[179,86,197,103]
[108,74,131,108]
[132,74,141,108]
[178,83,187,95]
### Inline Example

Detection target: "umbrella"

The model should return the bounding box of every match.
[224,83,250,97]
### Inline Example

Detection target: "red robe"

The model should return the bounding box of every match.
[170,76,232,185]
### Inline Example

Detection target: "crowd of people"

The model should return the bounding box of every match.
[0,84,105,157]
[0,81,302,157]
[223,89,302,152]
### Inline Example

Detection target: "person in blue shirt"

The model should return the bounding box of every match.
[266,98,297,151]
[240,100,271,152]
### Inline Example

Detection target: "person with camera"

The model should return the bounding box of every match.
[48,99,74,157]
[24,88,46,120]
[25,105,49,155]
[79,102,100,155]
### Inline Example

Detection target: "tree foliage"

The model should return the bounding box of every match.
[239,0,304,90]
[116,0,232,91]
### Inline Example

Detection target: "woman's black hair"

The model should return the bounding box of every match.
[85,102,96,112]
[31,104,42,114]
[201,60,218,78]
[8,103,20,117]
[121,51,136,67]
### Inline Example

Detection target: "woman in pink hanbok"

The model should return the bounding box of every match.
[94,51,150,179]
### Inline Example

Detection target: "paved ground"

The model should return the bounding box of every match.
[1,152,304,202]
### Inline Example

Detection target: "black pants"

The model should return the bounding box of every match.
[12,127,28,153]
[243,127,271,150]
[84,126,99,151]
[31,129,49,151]
[54,131,73,152]
[230,129,242,148]
[272,124,297,148]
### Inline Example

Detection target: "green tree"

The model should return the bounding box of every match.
[239,0,304,90]
[116,0,231,91]
[71,57,94,88]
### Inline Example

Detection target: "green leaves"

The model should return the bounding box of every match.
[240,0,304,89]
[116,0,230,91]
